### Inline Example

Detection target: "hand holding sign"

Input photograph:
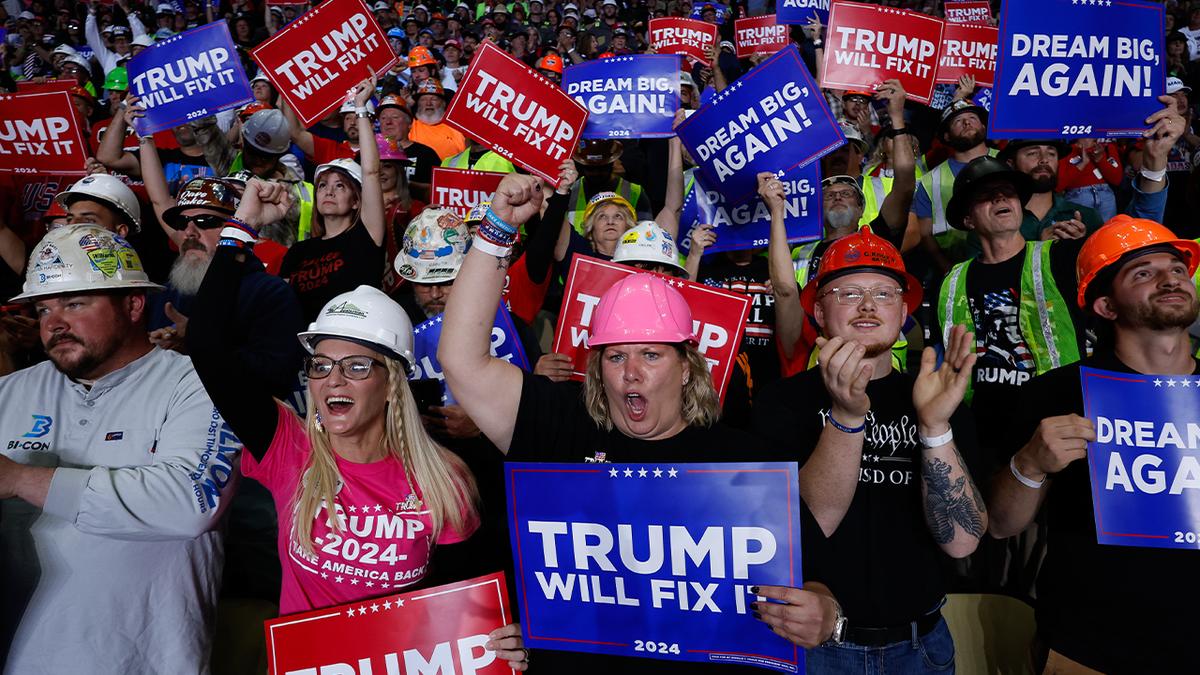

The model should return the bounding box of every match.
[757,171,787,213]
[1016,414,1095,481]
[484,622,529,672]
[1143,95,1187,165]
[751,584,838,648]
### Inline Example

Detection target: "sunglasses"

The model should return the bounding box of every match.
[169,214,227,231]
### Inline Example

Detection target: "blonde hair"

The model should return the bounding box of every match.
[583,344,720,431]
[291,358,478,555]
[583,202,636,240]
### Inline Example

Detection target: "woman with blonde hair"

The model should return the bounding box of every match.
[188,178,528,670]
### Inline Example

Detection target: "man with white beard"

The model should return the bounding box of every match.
[407,79,466,160]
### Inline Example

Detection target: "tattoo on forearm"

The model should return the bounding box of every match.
[922,456,985,544]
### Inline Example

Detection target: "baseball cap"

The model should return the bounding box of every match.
[242,109,291,154]
[1168,76,1192,95]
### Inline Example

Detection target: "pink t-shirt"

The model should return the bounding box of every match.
[244,403,477,615]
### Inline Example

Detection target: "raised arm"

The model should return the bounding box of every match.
[352,78,385,246]
[0,213,25,277]
[440,175,547,453]
[760,172,804,360]
[654,113,686,239]
[875,80,914,242]
[95,100,141,175]
[279,96,316,158]
[127,96,183,247]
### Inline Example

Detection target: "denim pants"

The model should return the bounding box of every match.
[1062,184,1118,222]
[805,617,956,675]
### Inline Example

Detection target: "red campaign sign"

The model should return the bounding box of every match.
[943,0,992,25]
[15,79,77,94]
[551,256,751,404]
[0,92,89,176]
[430,167,507,217]
[251,0,397,127]
[821,1,945,104]
[648,17,718,64]
[445,42,587,186]
[935,23,998,87]
[734,15,790,58]
[265,572,513,675]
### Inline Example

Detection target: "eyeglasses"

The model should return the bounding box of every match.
[305,355,386,380]
[824,188,860,202]
[821,285,905,306]
[169,214,227,231]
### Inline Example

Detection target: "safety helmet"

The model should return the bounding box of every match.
[162,178,240,229]
[939,99,988,137]
[841,89,873,102]
[376,133,408,162]
[250,71,271,86]
[583,191,636,234]
[298,285,416,374]
[338,98,376,116]
[465,201,490,225]
[394,206,470,284]
[242,108,291,154]
[822,174,866,207]
[54,174,142,233]
[41,199,69,223]
[612,221,685,275]
[1076,215,1200,309]
[237,101,272,121]
[838,121,868,155]
[573,138,622,165]
[412,79,450,101]
[131,35,155,48]
[62,53,92,72]
[11,224,163,302]
[69,86,96,106]
[799,228,922,315]
[408,46,437,69]
[314,158,363,188]
[945,155,1034,230]
[587,273,698,347]
[103,66,128,91]
[52,44,78,58]
[537,54,564,74]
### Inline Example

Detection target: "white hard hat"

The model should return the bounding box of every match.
[338,98,376,116]
[314,158,363,187]
[11,224,163,302]
[54,174,142,233]
[62,53,93,72]
[242,108,291,154]
[250,71,270,85]
[132,35,155,48]
[612,221,686,275]
[298,285,416,374]
[394,206,469,284]
[52,44,78,57]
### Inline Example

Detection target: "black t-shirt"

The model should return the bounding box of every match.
[508,372,819,674]
[280,221,384,322]
[698,254,780,430]
[1011,353,1200,674]
[965,239,1086,467]
[404,140,441,186]
[752,368,982,627]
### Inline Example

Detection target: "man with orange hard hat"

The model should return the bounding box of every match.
[536,53,564,85]
[987,216,1199,675]
[754,229,988,674]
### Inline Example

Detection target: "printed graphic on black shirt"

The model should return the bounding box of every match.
[970,286,1034,387]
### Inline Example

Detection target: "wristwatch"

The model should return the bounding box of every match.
[826,599,847,645]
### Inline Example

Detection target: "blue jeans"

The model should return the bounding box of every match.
[1062,184,1118,223]
[805,617,955,675]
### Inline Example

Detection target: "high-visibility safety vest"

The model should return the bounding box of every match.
[229,153,315,241]
[937,241,1080,402]
[790,240,909,371]
[440,149,516,173]
[920,148,998,252]
[858,157,930,226]
[568,177,644,234]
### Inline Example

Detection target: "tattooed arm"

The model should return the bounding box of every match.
[913,325,987,558]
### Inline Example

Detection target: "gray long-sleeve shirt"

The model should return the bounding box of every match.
[0,347,240,675]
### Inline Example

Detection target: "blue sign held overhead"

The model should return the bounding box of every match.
[676,45,844,207]
[564,55,680,140]
[1080,367,1200,550]
[777,0,829,26]
[506,461,805,672]
[690,2,731,24]
[990,0,1166,139]
[680,165,822,255]
[127,21,254,136]
[411,303,529,405]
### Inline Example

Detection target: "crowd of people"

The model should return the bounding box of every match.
[0,0,1198,674]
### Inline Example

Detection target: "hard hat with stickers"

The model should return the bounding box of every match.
[11,224,163,302]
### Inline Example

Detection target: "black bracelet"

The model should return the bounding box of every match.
[887,127,913,139]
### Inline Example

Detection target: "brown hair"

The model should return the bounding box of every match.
[582,343,720,431]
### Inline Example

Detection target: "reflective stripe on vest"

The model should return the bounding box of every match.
[938,241,1080,401]
[791,241,821,286]
[296,181,315,241]
[860,175,890,226]
[441,149,515,173]
[924,149,997,248]
[569,177,644,234]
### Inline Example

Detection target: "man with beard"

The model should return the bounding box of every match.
[0,224,239,672]
[408,79,466,160]
[987,216,1200,674]
[998,140,1102,243]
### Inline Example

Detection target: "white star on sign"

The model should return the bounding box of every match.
[366,581,375,587]
[1168,379,1177,387]
[351,578,360,585]
[371,603,380,613]
[335,576,344,583]
[653,467,663,477]
[321,572,328,579]
[638,467,648,477]
[375,504,383,512]
[1154,378,1164,387]
[609,468,619,477]
[349,505,357,513]
[395,598,405,607]
[623,467,634,477]
[381,582,391,589]
[346,609,355,618]
[384,601,393,610]
[1184,379,1193,388]
[668,468,678,478]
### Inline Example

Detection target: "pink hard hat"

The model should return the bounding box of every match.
[376,133,408,162]
[587,273,697,348]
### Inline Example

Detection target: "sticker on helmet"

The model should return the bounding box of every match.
[325,300,368,318]
[86,248,120,277]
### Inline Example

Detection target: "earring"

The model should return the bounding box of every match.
[315,412,325,433]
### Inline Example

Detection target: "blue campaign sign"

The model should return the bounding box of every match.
[411,303,529,404]
[973,87,993,112]
[990,0,1165,139]
[507,461,804,672]
[691,3,730,24]
[127,22,254,136]
[676,45,844,207]
[777,0,829,26]
[563,55,680,140]
[1080,367,1200,550]
[679,165,822,255]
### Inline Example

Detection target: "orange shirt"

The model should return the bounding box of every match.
[408,120,466,160]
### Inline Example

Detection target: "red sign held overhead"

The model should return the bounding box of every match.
[0,92,89,175]
[552,256,751,404]
[430,167,507,217]
[444,42,587,186]
[265,573,513,675]
[734,15,790,58]
[648,17,719,64]
[821,1,945,104]
[15,79,77,94]
[251,0,397,127]
[943,0,992,25]
[935,23,998,87]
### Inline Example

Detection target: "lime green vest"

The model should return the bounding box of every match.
[440,149,516,173]
[920,148,998,253]
[569,177,644,234]
[227,154,314,241]
[938,241,1080,402]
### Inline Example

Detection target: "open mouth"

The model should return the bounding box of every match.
[624,393,647,422]
[993,205,1013,217]
[325,395,354,415]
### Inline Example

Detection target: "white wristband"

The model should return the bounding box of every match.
[219,226,256,244]
[1139,167,1167,182]
[1010,455,1046,489]
[470,238,512,259]
[919,428,954,448]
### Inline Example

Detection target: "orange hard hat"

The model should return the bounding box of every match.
[842,89,874,101]
[1075,215,1200,308]
[408,46,437,68]
[238,102,272,121]
[597,51,616,59]
[68,85,95,104]
[800,228,923,315]
[537,54,563,74]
